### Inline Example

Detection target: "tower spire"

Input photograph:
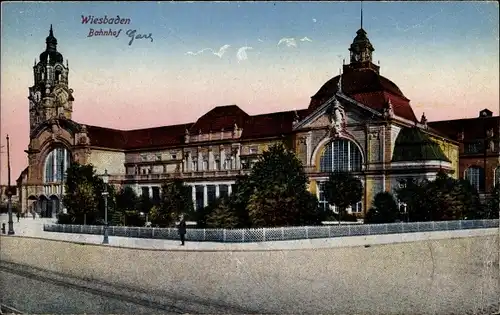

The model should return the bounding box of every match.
[49,24,53,37]
[360,1,363,29]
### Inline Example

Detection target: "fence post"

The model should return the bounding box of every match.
[401,222,404,233]
[152,227,155,238]
[385,223,388,234]
[305,227,309,239]
[203,229,206,241]
[263,228,266,242]
[223,229,226,242]
[432,220,435,231]
[458,220,462,230]
[242,229,245,242]
[281,227,285,240]
[348,224,351,237]
[328,225,331,238]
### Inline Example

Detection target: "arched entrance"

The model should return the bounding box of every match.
[27,195,38,216]
[49,195,60,218]
[38,195,49,218]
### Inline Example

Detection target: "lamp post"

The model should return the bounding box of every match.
[6,135,14,235]
[101,169,109,244]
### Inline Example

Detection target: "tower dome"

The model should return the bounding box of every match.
[39,25,63,65]
[309,26,417,122]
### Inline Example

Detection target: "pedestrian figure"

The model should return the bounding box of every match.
[16,211,20,222]
[32,211,36,220]
[178,214,186,246]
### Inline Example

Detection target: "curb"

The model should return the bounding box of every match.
[0,304,23,314]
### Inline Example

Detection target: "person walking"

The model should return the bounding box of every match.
[178,214,186,246]
[16,211,20,222]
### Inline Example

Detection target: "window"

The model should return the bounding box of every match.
[203,160,209,171]
[192,161,198,171]
[318,181,363,214]
[319,139,362,172]
[171,154,177,160]
[195,185,204,210]
[152,187,160,202]
[141,187,150,198]
[249,146,258,154]
[207,185,216,205]
[465,166,485,192]
[156,154,162,161]
[465,141,483,154]
[219,185,229,198]
[214,160,220,170]
[44,147,71,183]
[224,159,232,170]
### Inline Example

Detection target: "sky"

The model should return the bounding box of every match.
[0,1,499,185]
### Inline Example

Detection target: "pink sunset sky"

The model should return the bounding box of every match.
[1,1,499,185]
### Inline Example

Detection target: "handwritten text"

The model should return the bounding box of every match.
[126,29,154,46]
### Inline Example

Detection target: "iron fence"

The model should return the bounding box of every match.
[42,219,499,243]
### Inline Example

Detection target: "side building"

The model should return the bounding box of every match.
[17,25,463,219]
[429,109,500,202]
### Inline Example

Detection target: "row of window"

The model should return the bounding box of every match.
[465,166,500,192]
[318,181,363,213]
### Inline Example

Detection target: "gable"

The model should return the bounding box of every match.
[295,102,377,130]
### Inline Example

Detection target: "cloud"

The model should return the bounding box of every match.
[312,18,317,23]
[236,46,253,62]
[257,38,264,42]
[185,44,231,58]
[299,36,312,42]
[213,44,231,58]
[185,48,212,56]
[277,37,297,48]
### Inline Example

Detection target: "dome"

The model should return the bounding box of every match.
[39,50,64,65]
[392,127,450,163]
[309,68,417,122]
[39,25,63,65]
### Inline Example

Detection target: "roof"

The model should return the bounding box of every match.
[392,127,450,163]
[309,68,417,122]
[83,105,305,150]
[85,123,194,150]
[241,109,308,139]
[189,105,249,133]
[428,115,499,142]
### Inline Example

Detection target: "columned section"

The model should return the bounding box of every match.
[186,181,236,211]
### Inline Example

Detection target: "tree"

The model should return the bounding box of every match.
[396,172,484,222]
[365,192,399,224]
[153,179,194,227]
[206,197,239,228]
[114,186,139,225]
[246,143,319,227]
[324,171,363,224]
[63,163,102,225]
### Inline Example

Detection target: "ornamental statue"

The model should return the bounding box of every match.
[328,97,346,138]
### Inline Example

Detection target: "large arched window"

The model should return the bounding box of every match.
[319,138,362,172]
[465,166,485,192]
[44,147,72,183]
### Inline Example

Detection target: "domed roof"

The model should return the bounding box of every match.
[392,127,450,163]
[309,68,417,122]
[39,25,63,65]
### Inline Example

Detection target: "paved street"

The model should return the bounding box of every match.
[0,260,253,314]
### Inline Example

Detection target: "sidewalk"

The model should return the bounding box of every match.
[0,213,497,251]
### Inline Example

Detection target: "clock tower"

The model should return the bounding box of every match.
[29,25,74,136]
